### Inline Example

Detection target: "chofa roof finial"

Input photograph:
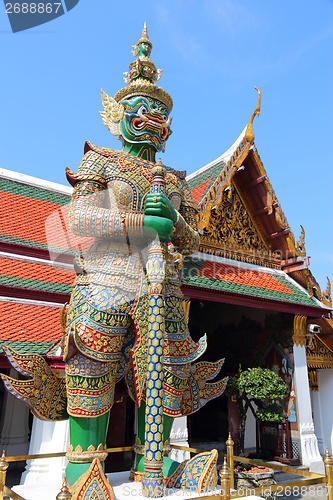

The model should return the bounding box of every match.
[245,86,261,143]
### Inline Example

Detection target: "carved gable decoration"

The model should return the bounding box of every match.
[203,188,265,250]
[199,188,280,267]
[306,335,333,369]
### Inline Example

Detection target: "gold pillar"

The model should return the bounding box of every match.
[0,451,8,500]
[226,433,234,490]
[324,448,333,500]
[56,477,72,500]
[293,315,307,347]
[219,457,231,500]
[309,370,319,391]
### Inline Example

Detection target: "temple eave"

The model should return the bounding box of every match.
[181,283,331,317]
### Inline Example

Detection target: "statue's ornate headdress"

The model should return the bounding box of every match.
[131,22,152,57]
[100,23,173,138]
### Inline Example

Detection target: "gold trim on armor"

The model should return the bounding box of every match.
[133,437,171,456]
[66,443,108,463]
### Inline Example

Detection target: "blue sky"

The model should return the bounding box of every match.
[1,0,332,292]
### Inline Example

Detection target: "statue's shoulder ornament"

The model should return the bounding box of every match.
[176,170,187,180]
[66,141,121,188]
[83,140,119,159]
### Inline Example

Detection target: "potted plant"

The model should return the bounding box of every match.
[226,367,288,498]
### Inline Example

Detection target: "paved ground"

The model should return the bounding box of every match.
[3,460,329,499]
[273,469,328,500]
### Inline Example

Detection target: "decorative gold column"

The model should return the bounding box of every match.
[0,452,8,500]
[324,448,333,500]
[293,315,307,347]
[226,433,234,490]
[219,458,231,500]
[309,370,319,392]
[56,477,72,500]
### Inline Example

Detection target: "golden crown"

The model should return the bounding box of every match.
[113,23,173,112]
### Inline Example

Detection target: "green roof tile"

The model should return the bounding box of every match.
[0,275,72,294]
[0,234,76,254]
[187,162,224,191]
[0,340,55,355]
[0,179,70,205]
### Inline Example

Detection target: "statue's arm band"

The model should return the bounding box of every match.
[172,208,200,255]
[68,181,144,238]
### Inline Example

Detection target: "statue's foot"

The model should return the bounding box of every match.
[132,450,218,492]
[66,462,91,487]
[134,454,180,478]
[166,449,218,492]
[68,459,114,500]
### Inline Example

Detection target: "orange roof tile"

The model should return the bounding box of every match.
[0,302,63,342]
[0,191,92,251]
[197,262,295,295]
[191,178,213,205]
[0,256,75,285]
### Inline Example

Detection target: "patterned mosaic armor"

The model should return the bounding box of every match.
[63,142,208,419]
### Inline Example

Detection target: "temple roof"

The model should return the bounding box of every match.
[187,92,331,309]
[187,128,246,206]
[0,298,64,358]
[182,253,329,317]
[0,169,91,261]
[0,252,74,302]
[0,169,75,362]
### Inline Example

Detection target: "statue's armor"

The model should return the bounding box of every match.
[63,142,207,418]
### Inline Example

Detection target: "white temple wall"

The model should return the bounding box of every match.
[315,369,333,455]
[0,388,30,458]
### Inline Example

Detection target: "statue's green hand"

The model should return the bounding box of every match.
[144,193,177,223]
[143,215,174,242]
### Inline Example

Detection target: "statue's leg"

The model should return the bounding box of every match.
[65,353,119,487]
[132,293,195,479]
[134,402,179,477]
[66,412,110,486]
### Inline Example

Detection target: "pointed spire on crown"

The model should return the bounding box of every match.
[114,23,173,112]
[132,22,152,57]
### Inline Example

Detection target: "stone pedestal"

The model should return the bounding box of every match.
[169,417,190,462]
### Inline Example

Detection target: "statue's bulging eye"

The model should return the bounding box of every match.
[137,105,149,121]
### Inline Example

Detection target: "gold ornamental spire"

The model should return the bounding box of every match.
[132,22,152,56]
[114,23,173,112]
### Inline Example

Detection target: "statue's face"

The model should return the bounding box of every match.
[139,42,152,58]
[120,95,172,152]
